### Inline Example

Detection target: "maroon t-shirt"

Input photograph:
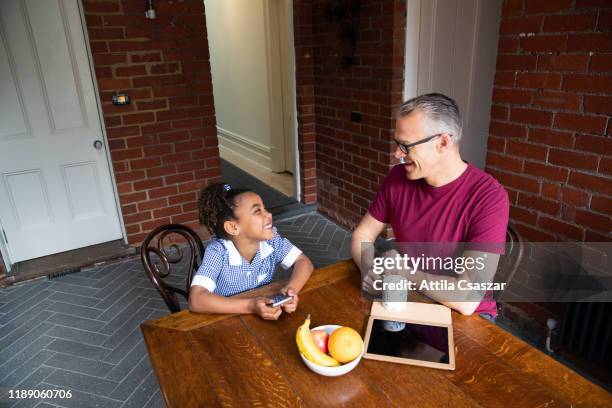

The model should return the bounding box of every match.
[368,163,509,316]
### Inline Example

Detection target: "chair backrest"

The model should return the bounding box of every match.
[496,224,524,289]
[140,223,205,313]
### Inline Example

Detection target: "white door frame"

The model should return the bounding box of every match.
[0,218,11,273]
[264,0,300,201]
[76,0,127,244]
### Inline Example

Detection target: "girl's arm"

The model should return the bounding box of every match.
[188,286,282,320]
[284,254,314,293]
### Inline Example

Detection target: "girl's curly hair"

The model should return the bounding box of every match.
[198,183,252,239]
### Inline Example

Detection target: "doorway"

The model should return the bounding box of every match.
[204,0,299,210]
[404,0,502,169]
[0,0,123,270]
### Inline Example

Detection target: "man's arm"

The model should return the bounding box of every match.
[399,250,501,316]
[350,213,386,274]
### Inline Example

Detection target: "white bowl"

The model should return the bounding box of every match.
[299,324,364,377]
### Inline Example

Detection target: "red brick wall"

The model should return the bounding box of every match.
[294,0,317,204]
[82,0,220,244]
[486,0,612,242]
[294,0,406,228]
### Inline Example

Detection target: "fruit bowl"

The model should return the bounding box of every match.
[299,325,364,377]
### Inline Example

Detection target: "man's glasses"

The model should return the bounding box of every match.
[394,133,450,154]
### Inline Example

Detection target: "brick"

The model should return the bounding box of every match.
[502,0,524,17]
[496,170,541,193]
[96,78,131,90]
[549,149,598,171]
[543,13,597,32]
[134,178,164,191]
[491,105,509,120]
[115,65,146,77]
[519,193,560,215]
[494,72,516,87]
[123,112,155,125]
[569,171,612,193]
[510,108,553,126]
[587,94,612,130]
[177,180,207,193]
[499,16,543,34]
[83,1,119,13]
[539,216,584,241]
[576,0,612,9]
[590,55,612,73]
[510,206,538,225]
[108,41,157,53]
[110,148,142,161]
[515,223,556,241]
[541,181,561,200]
[525,0,573,14]
[597,155,612,176]
[574,135,612,156]
[153,205,183,218]
[496,55,537,71]
[115,170,145,183]
[520,35,567,52]
[516,72,562,90]
[554,113,607,134]
[492,88,532,105]
[87,27,124,40]
[498,37,519,53]
[148,186,178,199]
[165,172,194,185]
[533,91,580,110]
[169,192,196,205]
[599,10,612,30]
[591,195,612,215]
[136,99,167,111]
[537,55,589,72]
[120,192,147,205]
[93,53,127,65]
[137,198,168,212]
[567,33,612,52]
[575,210,612,233]
[563,74,612,93]
[524,160,568,181]
[130,52,163,63]
[528,128,573,148]
[141,218,172,232]
[561,186,590,206]
[507,141,548,161]
[486,152,523,172]
[131,157,161,170]
[487,136,506,153]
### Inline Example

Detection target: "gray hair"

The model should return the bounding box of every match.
[397,93,462,143]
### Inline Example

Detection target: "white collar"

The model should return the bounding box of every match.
[221,239,274,266]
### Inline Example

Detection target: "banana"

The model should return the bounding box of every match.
[296,314,340,367]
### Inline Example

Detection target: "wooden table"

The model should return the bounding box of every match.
[141,261,611,407]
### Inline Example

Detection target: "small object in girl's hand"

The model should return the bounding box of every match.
[269,293,293,307]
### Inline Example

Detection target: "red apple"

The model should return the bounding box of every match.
[311,330,329,354]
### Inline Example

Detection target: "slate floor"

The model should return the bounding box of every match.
[0,212,351,408]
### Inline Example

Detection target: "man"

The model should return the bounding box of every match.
[350,93,509,316]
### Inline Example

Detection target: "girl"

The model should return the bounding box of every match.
[188,183,314,320]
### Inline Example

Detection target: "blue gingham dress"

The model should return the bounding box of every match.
[191,229,302,296]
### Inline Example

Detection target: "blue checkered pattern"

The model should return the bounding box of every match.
[191,229,302,296]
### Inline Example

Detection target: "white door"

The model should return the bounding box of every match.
[0,0,122,263]
[404,0,502,168]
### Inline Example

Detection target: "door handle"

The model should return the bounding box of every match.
[93,140,104,150]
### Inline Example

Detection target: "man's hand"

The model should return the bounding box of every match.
[280,286,298,313]
[250,297,282,320]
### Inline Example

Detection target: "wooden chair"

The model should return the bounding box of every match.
[495,224,524,312]
[140,224,205,313]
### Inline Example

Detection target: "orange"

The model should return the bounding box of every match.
[328,326,363,363]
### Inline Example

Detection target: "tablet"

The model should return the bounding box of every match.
[363,302,455,370]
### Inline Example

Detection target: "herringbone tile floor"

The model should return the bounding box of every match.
[0,212,351,408]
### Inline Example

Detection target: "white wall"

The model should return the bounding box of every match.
[205,0,276,169]
[404,0,502,169]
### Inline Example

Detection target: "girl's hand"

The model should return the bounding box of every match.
[251,297,282,320]
[280,287,298,313]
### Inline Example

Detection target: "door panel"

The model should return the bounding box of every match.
[0,0,122,263]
